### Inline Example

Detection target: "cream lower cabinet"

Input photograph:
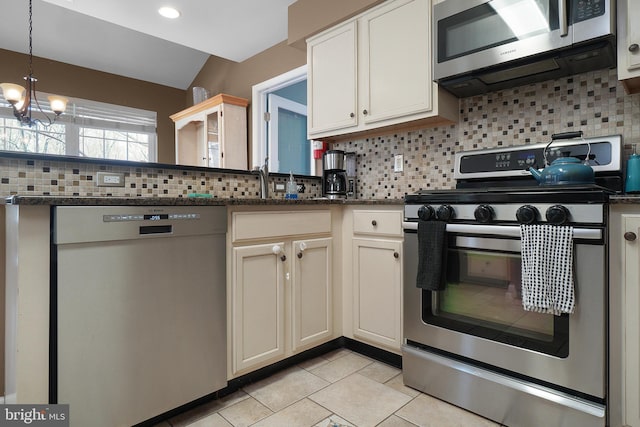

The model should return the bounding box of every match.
[229,210,334,378]
[344,207,403,353]
[609,206,640,427]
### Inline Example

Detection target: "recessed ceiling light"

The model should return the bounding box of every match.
[158,6,181,19]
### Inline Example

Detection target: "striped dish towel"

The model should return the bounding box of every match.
[520,224,575,315]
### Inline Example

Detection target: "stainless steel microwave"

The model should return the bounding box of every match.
[433,0,616,97]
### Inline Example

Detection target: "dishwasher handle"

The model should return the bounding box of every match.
[140,225,173,235]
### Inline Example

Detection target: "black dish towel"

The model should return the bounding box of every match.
[416,220,447,291]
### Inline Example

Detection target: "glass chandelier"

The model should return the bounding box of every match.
[0,0,68,127]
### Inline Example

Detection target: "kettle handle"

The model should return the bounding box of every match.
[544,131,590,166]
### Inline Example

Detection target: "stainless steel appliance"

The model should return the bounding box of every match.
[433,0,616,97]
[403,135,622,427]
[345,151,357,199]
[52,206,227,427]
[323,150,348,199]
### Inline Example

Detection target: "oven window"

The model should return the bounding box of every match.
[422,246,569,358]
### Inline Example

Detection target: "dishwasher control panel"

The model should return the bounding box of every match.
[103,213,201,222]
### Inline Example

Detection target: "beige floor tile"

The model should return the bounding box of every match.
[298,355,331,371]
[358,361,401,384]
[384,374,421,398]
[186,412,233,427]
[310,373,412,427]
[169,391,251,426]
[323,348,353,361]
[310,352,374,383]
[315,414,356,427]
[243,366,330,412]
[395,393,501,427]
[252,398,332,427]
[376,415,419,427]
[217,397,273,427]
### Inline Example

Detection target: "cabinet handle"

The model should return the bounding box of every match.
[371,220,377,226]
[349,112,355,118]
[630,43,639,53]
[362,109,368,115]
[624,232,637,241]
[281,255,287,262]
[393,252,400,259]
[297,252,303,259]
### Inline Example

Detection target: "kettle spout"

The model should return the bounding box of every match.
[528,167,543,182]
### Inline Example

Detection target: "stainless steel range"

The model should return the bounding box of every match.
[402,134,622,427]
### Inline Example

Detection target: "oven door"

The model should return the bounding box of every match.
[403,222,606,400]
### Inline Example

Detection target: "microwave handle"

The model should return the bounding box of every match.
[559,0,568,37]
[402,222,601,240]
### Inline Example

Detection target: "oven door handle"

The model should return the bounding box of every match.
[401,222,601,240]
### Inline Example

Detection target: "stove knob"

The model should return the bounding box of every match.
[516,205,539,225]
[474,204,494,223]
[546,205,570,225]
[436,205,455,221]
[418,205,435,221]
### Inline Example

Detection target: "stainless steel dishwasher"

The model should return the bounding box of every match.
[52,205,227,427]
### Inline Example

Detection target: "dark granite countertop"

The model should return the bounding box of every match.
[609,195,640,204]
[4,195,404,206]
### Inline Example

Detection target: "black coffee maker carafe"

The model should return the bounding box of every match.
[323,150,347,199]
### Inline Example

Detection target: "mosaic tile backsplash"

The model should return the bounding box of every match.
[0,68,638,199]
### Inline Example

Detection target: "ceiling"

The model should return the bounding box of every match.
[0,0,297,90]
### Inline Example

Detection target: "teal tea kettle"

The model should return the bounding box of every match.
[625,144,640,193]
[528,131,595,186]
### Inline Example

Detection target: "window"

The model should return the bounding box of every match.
[0,93,157,162]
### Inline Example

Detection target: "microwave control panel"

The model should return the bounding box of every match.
[573,0,605,23]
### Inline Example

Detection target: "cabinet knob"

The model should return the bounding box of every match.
[629,43,639,53]
[297,252,303,259]
[349,112,355,118]
[362,109,368,115]
[393,252,399,259]
[297,241,307,258]
[280,255,287,262]
[624,231,637,241]
[371,220,377,226]
[272,245,283,255]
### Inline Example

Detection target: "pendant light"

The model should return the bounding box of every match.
[0,0,68,127]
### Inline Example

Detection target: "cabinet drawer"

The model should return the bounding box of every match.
[353,210,402,237]
[233,210,331,242]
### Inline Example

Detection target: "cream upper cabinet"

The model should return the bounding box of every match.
[307,0,458,140]
[170,94,248,169]
[228,209,335,378]
[307,21,358,135]
[617,0,640,93]
[609,207,640,427]
[343,207,404,353]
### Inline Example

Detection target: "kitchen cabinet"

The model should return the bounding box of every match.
[170,94,249,169]
[343,207,403,353]
[618,0,640,93]
[609,206,640,427]
[229,209,334,377]
[306,0,458,139]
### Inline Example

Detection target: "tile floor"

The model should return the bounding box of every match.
[155,349,503,427]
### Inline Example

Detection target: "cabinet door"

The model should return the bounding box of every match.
[232,242,286,374]
[292,238,332,352]
[622,215,640,427]
[359,0,431,124]
[627,1,640,72]
[205,109,220,168]
[175,118,206,167]
[307,21,358,136]
[352,238,402,351]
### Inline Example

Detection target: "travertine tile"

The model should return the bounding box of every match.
[310,352,374,383]
[298,355,331,371]
[376,415,419,427]
[169,391,250,426]
[322,348,353,361]
[395,393,501,427]
[251,398,331,427]
[217,397,272,427]
[384,374,421,398]
[314,414,355,427]
[309,373,412,427]
[357,361,401,384]
[243,366,329,412]
[185,412,233,427]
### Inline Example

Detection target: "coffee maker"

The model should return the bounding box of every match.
[323,150,348,199]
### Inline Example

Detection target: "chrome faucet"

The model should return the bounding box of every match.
[253,157,269,199]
